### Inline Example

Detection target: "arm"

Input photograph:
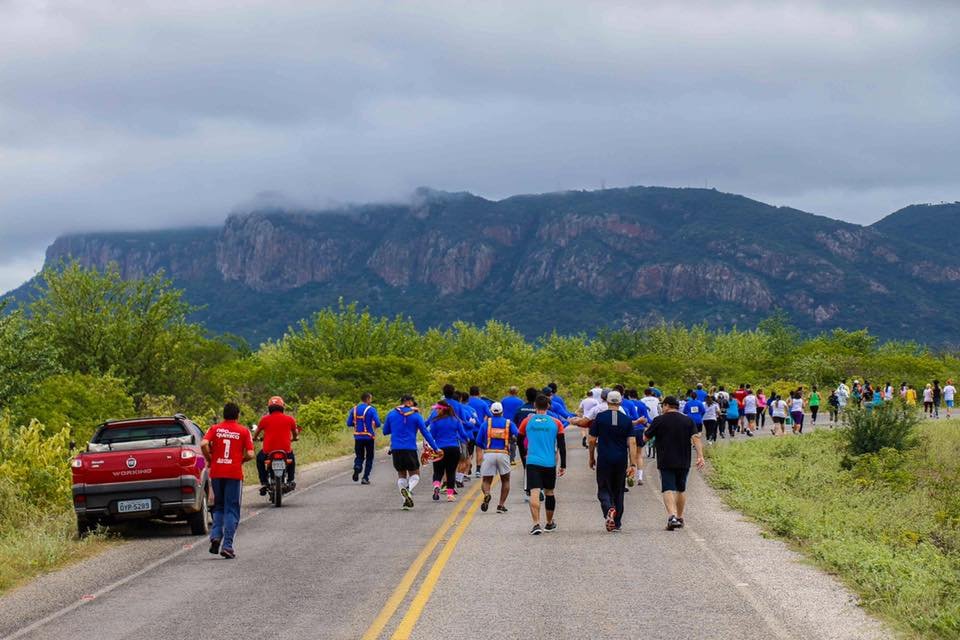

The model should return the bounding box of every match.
[242,431,255,463]
[692,432,705,470]
[587,434,597,470]
[201,437,213,463]
[556,421,567,472]
[418,418,439,451]
[346,410,354,428]
[382,413,392,436]
[371,408,382,430]
[627,436,638,477]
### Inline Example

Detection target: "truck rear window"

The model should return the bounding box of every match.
[94,423,188,445]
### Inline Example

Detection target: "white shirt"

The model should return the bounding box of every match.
[641,396,660,418]
[771,400,788,418]
[703,403,719,421]
[716,391,730,403]
[944,385,956,402]
[579,397,598,416]
[743,394,758,413]
[924,388,933,402]
[790,397,803,412]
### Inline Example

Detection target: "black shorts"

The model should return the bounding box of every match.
[467,440,476,456]
[659,468,690,493]
[772,416,785,424]
[744,413,757,422]
[391,449,420,472]
[526,464,557,490]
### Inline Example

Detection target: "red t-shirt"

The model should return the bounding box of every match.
[733,389,748,408]
[257,412,299,452]
[202,421,254,480]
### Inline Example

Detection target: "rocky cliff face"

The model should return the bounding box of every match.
[34,187,960,343]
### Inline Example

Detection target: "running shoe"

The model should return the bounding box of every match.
[446,493,456,502]
[401,488,414,510]
[352,469,360,482]
[456,481,465,489]
[497,505,508,514]
[544,521,558,532]
[637,471,645,485]
[745,431,754,438]
[677,517,684,527]
[474,470,481,478]
[259,484,269,496]
[361,478,370,485]
[605,508,617,532]
[208,538,221,555]
[220,547,236,559]
[287,481,296,491]
[481,494,492,512]
[667,515,681,531]
[432,487,440,501]
[530,524,543,536]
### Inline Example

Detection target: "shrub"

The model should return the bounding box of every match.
[0,418,72,509]
[296,397,353,441]
[841,402,921,456]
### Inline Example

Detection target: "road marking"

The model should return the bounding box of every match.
[390,486,486,640]
[0,467,353,640]
[360,480,483,640]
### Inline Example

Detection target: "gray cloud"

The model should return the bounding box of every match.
[1,0,958,291]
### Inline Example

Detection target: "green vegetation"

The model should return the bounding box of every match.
[708,422,960,639]
[1,261,959,596]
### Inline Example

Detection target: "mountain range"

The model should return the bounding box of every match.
[11,186,960,345]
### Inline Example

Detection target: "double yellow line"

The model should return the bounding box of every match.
[361,480,487,640]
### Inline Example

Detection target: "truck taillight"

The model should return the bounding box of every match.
[181,485,195,494]
[74,495,86,504]
[181,450,196,460]
[71,458,83,468]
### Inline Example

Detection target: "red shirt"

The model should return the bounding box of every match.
[203,421,254,480]
[733,389,748,408]
[258,412,299,452]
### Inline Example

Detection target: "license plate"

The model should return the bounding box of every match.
[117,498,152,513]
[271,460,286,471]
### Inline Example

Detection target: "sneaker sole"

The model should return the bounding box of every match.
[481,494,491,512]
[605,508,617,532]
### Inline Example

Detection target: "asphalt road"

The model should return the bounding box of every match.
[1,424,891,640]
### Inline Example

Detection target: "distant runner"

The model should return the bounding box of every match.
[518,394,567,535]
[587,391,640,532]
[347,392,381,485]
[643,396,704,531]
[382,395,438,510]
[944,380,956,419]
[201,402,254,559]
[426,400,471,502]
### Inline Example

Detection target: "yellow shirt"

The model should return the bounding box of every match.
[905,388,917,405]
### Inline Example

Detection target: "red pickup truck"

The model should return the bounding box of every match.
[71,415,210,536]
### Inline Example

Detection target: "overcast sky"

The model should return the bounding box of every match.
[1,1,958,292]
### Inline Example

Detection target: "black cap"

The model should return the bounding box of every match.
[541,386,553,395]
[663,395,680,408]
[400,394,415,403]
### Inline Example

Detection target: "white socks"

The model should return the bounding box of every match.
[397,478,408,491]
[455,472,464,483]
[408,474,420,492]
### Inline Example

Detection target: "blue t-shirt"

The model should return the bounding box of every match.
[428,416,470,449]
[695,389,708,402]
[382,407,438,451]
[521,413,564,468]
[726,402,740,419]
[500,396,524,425]
[589,409,635,467]
[468,397,491,423]
[683,399,706,426]
[347,403,381,439]
[476,417,519,453]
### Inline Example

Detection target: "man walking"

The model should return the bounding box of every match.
[587,391,640,532]
[347,392,381,484]
[518,395,567,535]
[201,402,254,559]
[382,395,439,510]
[643,396,705,531]
[475,402,519,513]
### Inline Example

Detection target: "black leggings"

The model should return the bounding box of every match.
[727,418,738,435]
[703,420,718,442]
[758,407,766,427]
[810,406,819,422]
[596,464,626,527]
[433,446,461,487]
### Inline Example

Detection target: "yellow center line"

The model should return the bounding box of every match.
[361,480,484,640]
[390,484,489,640]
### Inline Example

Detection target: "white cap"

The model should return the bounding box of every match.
[606,391,623,404]
[490,402,503,415]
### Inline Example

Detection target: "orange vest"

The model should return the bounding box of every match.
[483,418,512,454]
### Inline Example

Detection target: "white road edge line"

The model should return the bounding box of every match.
[1,468,353,640]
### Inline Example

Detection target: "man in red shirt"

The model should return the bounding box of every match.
[201,402,254,559]
[255,396,300,494]
[732,384,748,431]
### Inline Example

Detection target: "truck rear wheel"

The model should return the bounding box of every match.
[188,492,210,535]
[77,516,97,538]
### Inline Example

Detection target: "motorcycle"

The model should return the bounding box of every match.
[265,449,294,507]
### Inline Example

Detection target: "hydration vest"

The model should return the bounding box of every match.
[353,405,375,438]
[483,418,512,454]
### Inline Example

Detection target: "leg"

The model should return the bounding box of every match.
[287,450,296,483]
[610,466,626,528]
[676,491,687,519]
[528,484,541,525]
[210,478,225,542]
[353,441,364,477]
[662,491,678,517]
[596,466,614,517]
[221,479,243,551]
[256,450,267,485]
[445,451,459,497]
[481,476,494,498]
[498,473,511,506]
[544,490,556,525]
[363,440,375,480]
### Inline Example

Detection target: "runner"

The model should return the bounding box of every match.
[643,396,704,531]
[835,380,850,417]
[201,402,255,559]
[468,386,491,478]
[382,395,439,510]
[702,395,720,444]
[933,380,942,418]
[683,389,706,433]
[587,391,640,532]
[827,390,840,424]
[347,392,381,485]
[694,383,708,402]
[475,402,518,514]
[789,391,805,434]
[809,386,821,424]
[905,384,918,407]
[578,388,599,448]
[724,394,740,438]
[923,384,934,417]
[426,400,471,502]
[770,393,788,436]
[944,379,956,419]
[641,388,661,455]
[756,387,768,429]
[742,387,757,437]
[518,394,567,535]
[500,386,524,462]
[732,384,748,430]
[648,381,663,399]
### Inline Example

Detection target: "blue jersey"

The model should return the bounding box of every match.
[520,413,564,468]
[695,389,708,402]
[476,417,519,453]
[428,416,470,449]
[500,395,524,424]
[468,397,491,423]
[550,397,573,419]
[683,400,706,425]
[347,403,380,439]
[382,406,438,451]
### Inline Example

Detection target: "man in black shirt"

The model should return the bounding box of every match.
[588,391,640,532]
[643,395,705,531]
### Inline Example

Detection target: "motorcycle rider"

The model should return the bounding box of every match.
[255,396,300,495]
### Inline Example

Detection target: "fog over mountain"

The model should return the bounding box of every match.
[1,1,958,292]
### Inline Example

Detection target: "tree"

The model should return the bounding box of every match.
[0,306,60,409]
